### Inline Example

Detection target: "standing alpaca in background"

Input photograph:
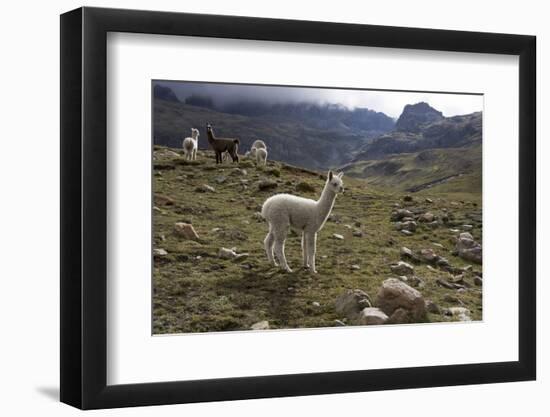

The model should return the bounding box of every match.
[255,147,268,166]
[249,139,268,166]
[261,171,344,273]
[182,128,199,161]
[206,123,240,164]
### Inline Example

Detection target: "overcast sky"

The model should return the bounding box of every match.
[156,81,483,119]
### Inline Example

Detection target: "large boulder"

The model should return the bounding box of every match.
[375,278,426,323]
[335,289,372,319]
[455,232,482,264]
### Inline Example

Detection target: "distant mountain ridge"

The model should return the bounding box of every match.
[153,84,482,193]
[153,85,395,170]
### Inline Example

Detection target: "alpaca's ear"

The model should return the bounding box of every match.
[337,172,344,179]
[328,171,333,180]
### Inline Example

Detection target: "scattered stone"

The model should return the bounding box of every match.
[350,264,361,270]
[173,222,200,240]
[357,307,389,325]
[425,300,441,314]
[335,289,372,319]
[432,242,444,249]
[230,168,248,177]
[218,247,239,259]
[425,198,433,203]
[401,230,413,236]
[154,194,174,206]
[195,184,216,193]
[418,212,435,223]
[153,206,162,213]
[403,195,413,202]
[334,319,346,326]
[296,182,316,193]
[455,232,482,264]
[419,248,438,262]
[312,301,321,308]
[153,248,168,257]
[252,212,264,222]
[390,261,414,275]
[462,224,473,231]
[352,230,363,237]
[436,278,464,290]
[375,278,426,322]
[407,276,424,288]
[391,209,413,222]
[214,176,227,184]
[332,233,344,240]
[445,307,472,321]
[473,276,483,286]
[258,180,278,191]
[388,308,410,324]
[250,321,270,330]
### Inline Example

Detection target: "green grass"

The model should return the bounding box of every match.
[153,148,483,334]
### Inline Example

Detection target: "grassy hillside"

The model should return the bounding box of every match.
[152,147,483,334]
[342,144,482,194]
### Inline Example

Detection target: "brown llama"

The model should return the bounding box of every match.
[206,123,239,164]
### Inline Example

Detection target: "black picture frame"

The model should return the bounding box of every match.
[60,6,536,410]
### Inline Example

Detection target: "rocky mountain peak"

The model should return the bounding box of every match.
[395,102,444,132]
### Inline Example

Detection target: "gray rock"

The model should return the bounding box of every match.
[332,233,345,240]
[335,289,372,319]
[401,230,413,236]
[153,248,168,257]
[418,212,435,223]
[390,261,414,275]
[173,222,200,240]
[375,278,426,322]
[391,209,414,222]
[312,301,321,308]
[425,300,441,314]
[473,276,483,286]
[455,232,482,264]
[195,184,216,193]
[250,320,270,330]
[388,307,410,324]
[352,230,363,237]
[350,264,361,270]
[357,307,389,325]
[446,307,472,321]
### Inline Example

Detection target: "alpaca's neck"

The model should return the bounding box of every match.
[207,130,216,141]
[192,132,199,140]
[315,183,337,229]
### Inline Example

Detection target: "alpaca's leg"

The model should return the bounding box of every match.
[301,232,309,268]
[192,148,197,160]
[273,227,292,272]
[264,229,277,266]
[306,233,318,274]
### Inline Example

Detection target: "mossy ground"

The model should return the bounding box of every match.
[153,147,482,334]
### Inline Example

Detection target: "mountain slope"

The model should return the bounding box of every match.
[152,147,483,334]
[154,98,387,170]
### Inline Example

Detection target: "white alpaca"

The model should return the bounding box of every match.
[251,139,266,151]
[261,171,344,273]
[182,128,199,160]
[255,148,268,166]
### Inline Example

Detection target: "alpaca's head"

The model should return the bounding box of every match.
[191,128,199,138]
[327,171,345,193]
[206,123,213,135]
